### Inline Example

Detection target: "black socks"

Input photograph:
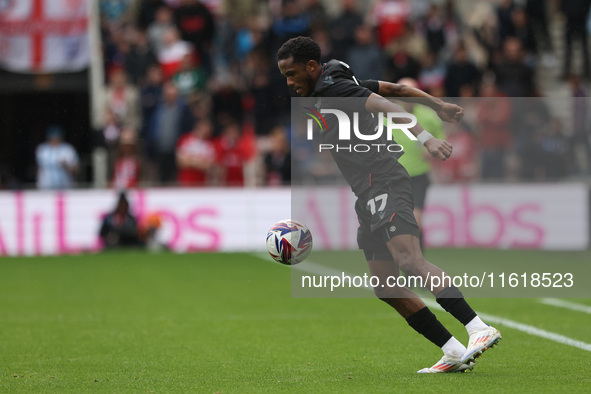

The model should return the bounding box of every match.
[406,307,452,347]
[436,286,477,325]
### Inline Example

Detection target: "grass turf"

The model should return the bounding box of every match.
[0,250,590,393]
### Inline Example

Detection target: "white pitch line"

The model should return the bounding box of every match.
[421,299,591,352]
[253,253,591,353]
[540,298,591,315]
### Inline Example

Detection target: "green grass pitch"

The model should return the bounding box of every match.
[1,249,590,393]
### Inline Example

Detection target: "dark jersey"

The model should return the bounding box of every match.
[358,79,380,94]
[311,60,403,196]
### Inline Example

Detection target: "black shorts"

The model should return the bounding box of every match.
[355,167,420,261]
[410,173,431,210]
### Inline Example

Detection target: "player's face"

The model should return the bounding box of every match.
[278,57,318,97]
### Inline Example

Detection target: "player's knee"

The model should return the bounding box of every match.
[393,250,423,275]
[373,283,405,300]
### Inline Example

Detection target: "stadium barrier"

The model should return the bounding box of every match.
[0,184,588,256]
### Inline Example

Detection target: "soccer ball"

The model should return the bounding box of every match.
[266,219,313,265]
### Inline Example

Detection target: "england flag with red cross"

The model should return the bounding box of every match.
[0,0,90,73]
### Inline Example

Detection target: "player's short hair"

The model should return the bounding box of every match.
[277,36,321,65]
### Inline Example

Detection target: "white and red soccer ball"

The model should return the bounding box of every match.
[266,219,313,265]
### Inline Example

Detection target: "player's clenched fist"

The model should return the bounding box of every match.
[436,103,464,123]
[424,138,453,161]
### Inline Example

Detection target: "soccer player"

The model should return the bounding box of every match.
[277,36,501,373]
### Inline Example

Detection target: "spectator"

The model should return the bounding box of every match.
[384,22,425,81]
[470,8,499,70]
[423,4,447,56]
[329,0,363,60]
[157,26,196,80]
[540,119,569,179]
[147,81,195,184]
[104,29,132,79]
[245,47,277,136]
[476,81,513,179]
[234,17,261,64]
[124,28,158,86]
[264,126,291,186]
[493,37,535,97]
[435,122,478,183]
[99,192,142,249]
[174,0,216,75]
[369,0,411,48]
[36,126,79,190]
[441,0,462,54]
[561,0,591,79]
[102,107,122,176]
[176,118,216,186]
[388,20,428,61]
[306,0,329,32]
[100,0,132,30]
[147,5,175,56]
[269,0,311,55]
[346,24,385,80]
[520,128,550,180]
[112,128,141,189]
[140,64,164,140]
[137,0,166,30]
[496,0,516,47]
[104,68,141,132]
[214,121,250,186]
[512,98,550,179]
[417,51,446,92]
[445,43,480,97]
[509,7,536,58]
[102,107,122,149]
[211,75,244,135]
[313,29,334,64]
[172,54,208,98]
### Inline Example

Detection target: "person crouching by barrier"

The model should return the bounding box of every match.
[99,192,143,249]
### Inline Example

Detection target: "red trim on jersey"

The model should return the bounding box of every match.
[390,213,396,222]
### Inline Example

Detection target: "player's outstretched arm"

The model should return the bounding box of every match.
[365,93,453,161]
[375,81,464,123]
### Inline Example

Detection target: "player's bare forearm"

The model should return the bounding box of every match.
[376,81,464,123]
[377,81,441,107]
[365,93,426,136]
[365,94,453,161]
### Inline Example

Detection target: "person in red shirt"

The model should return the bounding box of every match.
[112,128,141,189]
[369,0,411,47]
[476,81,513,179]
[176,118,216,186]
[158,26,197,80]
[214,121,250,186]
[434,122,478,183]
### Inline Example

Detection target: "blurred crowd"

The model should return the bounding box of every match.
[32,0,591,189]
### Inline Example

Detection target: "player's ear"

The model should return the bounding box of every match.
[306,60,318,72]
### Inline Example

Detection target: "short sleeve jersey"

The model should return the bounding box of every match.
[312,60,402,195]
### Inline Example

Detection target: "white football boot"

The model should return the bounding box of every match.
[461,325,502,364]
[417,356,475,373]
